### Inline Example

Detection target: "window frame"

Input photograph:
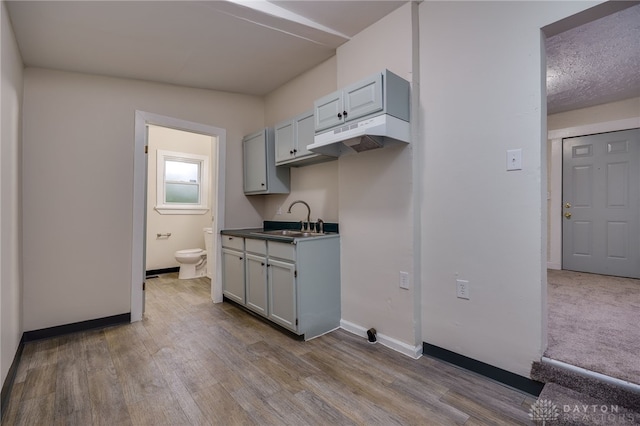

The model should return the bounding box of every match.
[155,149,209,215]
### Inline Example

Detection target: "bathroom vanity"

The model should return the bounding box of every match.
[221,227,340,340]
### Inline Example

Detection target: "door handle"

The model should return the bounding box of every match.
[564,212,572,219]
[565,202,571,208]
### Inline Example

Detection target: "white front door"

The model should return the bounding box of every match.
[562,128,640,278]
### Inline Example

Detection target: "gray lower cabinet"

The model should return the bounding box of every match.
[221,233,341,340]
[245,239,268,317]
[245,253,268,316]
[222,235,245,303]
[222,248,245,304]
[268,257,296,331]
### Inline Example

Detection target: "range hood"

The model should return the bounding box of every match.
[307,114,410,157]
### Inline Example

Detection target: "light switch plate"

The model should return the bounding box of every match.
[399,271,410,290]
[507,149,522,171]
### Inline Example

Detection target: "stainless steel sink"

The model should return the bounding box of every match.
[252,229,325,238]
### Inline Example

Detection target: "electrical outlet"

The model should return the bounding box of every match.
[456,279,470,300]
[399,271,410,290]
[276,205,283,215]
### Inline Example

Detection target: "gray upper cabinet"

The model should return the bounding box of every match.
[314,70,409,133]
[275,110,336,167]
[243,128,290,195]
[274,119,295,164]
[343,72,383,122]
[314,91,344,132]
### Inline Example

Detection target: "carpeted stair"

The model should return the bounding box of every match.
[531,360,640,425]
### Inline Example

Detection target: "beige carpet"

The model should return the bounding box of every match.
[546,269,640,385]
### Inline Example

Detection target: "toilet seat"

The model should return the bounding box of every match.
[176,248,204,257]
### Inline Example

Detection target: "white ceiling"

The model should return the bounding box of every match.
[6,0,405,96]
[6,1,640,112]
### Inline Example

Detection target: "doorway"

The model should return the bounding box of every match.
[548,119,640,272]
[132,111,227,321]
[146,125,214,278]
[547,121,640,382]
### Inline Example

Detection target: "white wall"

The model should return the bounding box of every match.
[21,68,264,331]
[146,125,214,271]
[263,57,339,223]
[336,4,419,352]
[548,97,640,131]
[1,0,23,393]
[263,5,420,354]
[419,1,598,376]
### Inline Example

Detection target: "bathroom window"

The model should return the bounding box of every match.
[155,150,209,215]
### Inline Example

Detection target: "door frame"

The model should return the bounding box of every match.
[547,117,640,270]
[132,110,227,322]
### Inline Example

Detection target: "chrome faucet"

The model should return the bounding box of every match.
[287,200,311,231]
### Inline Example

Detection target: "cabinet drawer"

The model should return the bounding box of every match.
[222,235,244,251]
[246,238,267,255]
[268,241,295,261]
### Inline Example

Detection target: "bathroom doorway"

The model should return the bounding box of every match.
[132,111,227,321]
[145,125,213,277]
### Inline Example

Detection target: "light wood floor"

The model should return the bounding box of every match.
[2,273,536,425]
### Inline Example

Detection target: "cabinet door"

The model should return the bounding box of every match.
[294,110,315,159]
[268,259,297,331]
[314,90,344,132]
[245,253,268,317]
[274,119,295,165]
[222,248,245,304]
[344,73,383,122]
[243,130,267,193]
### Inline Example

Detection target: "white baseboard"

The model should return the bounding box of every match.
[547,262,561,270]
[340,319,423,360]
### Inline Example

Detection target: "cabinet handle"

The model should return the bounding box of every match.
[266,264,271,268]
[261,183,265,186]
[343,111,348,118]
[293,149,297,153]
[290,150,294,154]
[228,237,233,240]
[239,257,243,260]
[337,112,342,119]
[261,262,265,266]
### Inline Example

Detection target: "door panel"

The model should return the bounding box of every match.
[222,249,245,303]
[562,128,640,278]
[314,91,343,132]
[246,254,268,316]
[268,259,296,331]
[343,73,383,122]
[243,131,266,192]
[275,120,295,164]
[295,111,315,158]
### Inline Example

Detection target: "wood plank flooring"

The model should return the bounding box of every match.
[2,273,536,425]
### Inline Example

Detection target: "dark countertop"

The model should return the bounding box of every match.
[221,221,339,243]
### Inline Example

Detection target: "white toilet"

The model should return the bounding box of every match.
[174,227,213,280]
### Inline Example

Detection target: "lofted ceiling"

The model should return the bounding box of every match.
[5,1,640,112]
